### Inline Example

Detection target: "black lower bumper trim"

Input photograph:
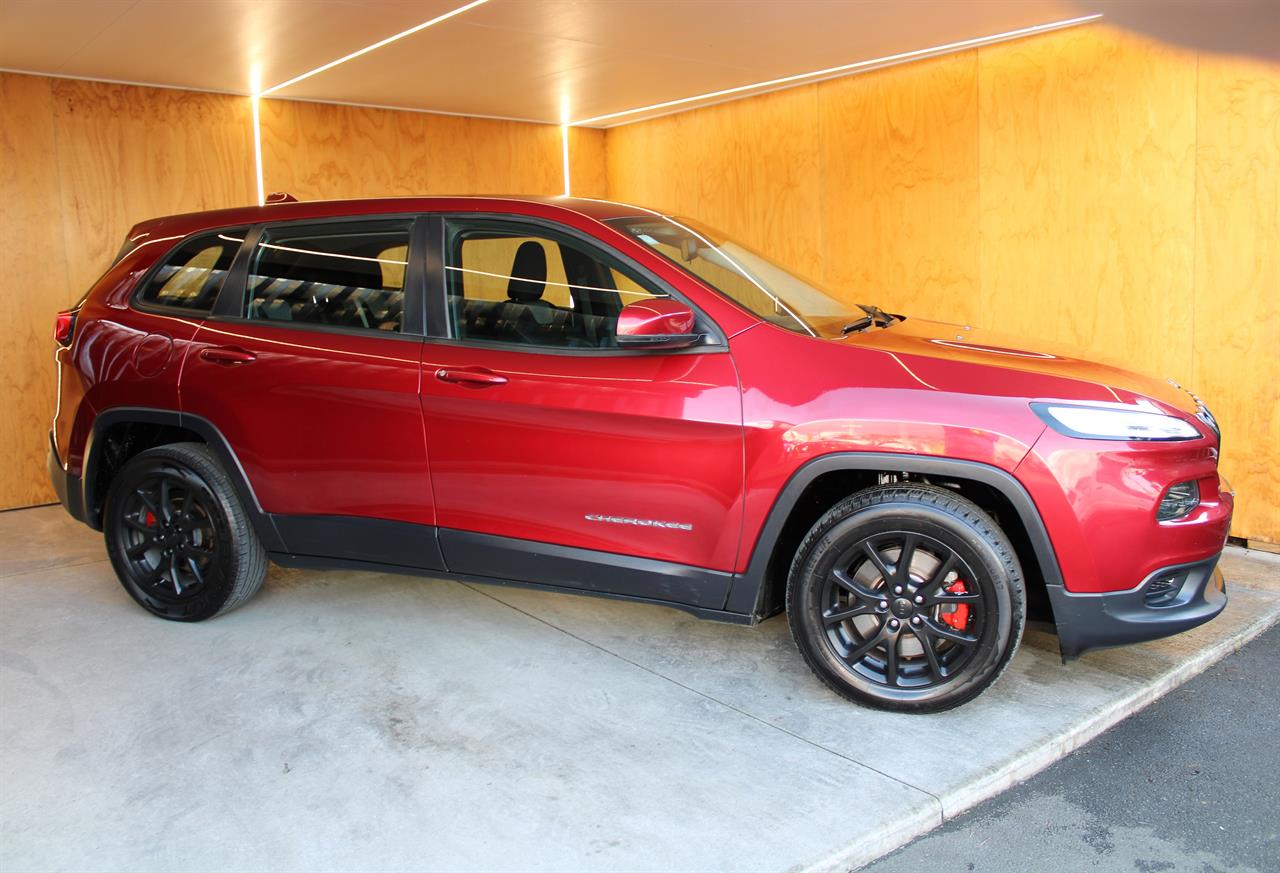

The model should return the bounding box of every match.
[47,430,86,523]
[1049,554,1227,660]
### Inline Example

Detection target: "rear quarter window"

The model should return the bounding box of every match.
[136,228,247,313]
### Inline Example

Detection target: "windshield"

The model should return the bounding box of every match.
[608,215,895,336]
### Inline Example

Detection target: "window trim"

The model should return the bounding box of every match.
[129,224,252,318]
[424,213,727,356]
[208,213,427,338]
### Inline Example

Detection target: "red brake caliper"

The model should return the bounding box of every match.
[939,579,970,630]
[144,511,156,527]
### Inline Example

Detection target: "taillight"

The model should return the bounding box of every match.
[54,310,76,346]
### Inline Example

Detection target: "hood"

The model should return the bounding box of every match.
[840,318,1196,413]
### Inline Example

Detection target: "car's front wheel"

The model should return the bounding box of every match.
[104,442,266,621]
[787,484,1025,712]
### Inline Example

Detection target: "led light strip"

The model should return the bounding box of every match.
[251,95,266,206]
[240,5,1097,203]
[573,14,1102,126]
[258,0,492,97]
[249,0,493,205]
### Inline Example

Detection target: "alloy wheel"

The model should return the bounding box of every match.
[819,532,986,689]
[113,468,219,602]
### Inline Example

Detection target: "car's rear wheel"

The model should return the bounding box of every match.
[787,484,1025,712]
[104,442,266,621]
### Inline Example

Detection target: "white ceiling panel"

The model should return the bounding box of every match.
[0,0,466,94]
[1,0,1095,124]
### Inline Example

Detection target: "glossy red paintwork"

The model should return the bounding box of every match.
[53,195,1232,596]
[181,320,433,526]
[419,341,744,569]
[616,297,697,337]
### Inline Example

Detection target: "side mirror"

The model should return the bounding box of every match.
[615,297,701,349]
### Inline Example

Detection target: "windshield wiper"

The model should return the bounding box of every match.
[842,304,899,334]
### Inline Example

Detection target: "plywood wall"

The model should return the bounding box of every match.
[606,25,1280,545]
[0,74,256,510]
[0,75,592,510]
[259,99,576,199]
[1192,57,1280,546]
[0,74,72,512]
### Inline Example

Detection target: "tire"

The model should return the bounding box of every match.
[103,442,267,621]
[786,484,1025,713]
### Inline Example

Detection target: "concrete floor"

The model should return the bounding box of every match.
[2,505,1278,873]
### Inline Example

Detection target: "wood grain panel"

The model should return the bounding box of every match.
[819,50,979,323]
[260,99,564,200]
[0,76,254,509]
[976,27,1198,383]
[51,79,256,295]
[0,73,69,509]
[424,112,561,196]
[259,99,415,200]
[568,126,608,199]
[605,110,686,211]
[608,85,825,283]
[1193,55,1280,544]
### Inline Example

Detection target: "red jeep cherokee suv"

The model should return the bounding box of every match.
[48,196,1233,712]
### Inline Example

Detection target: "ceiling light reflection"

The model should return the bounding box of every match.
[574,14,1102,126]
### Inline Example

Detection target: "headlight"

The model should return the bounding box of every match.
[1032,403,1200,441]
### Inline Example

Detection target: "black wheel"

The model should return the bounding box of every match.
[104,442,266,621]
[786,484,1025,713]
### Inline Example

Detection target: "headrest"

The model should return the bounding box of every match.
[506,241,547,303]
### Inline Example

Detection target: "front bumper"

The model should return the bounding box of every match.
[1048,553,1227,660]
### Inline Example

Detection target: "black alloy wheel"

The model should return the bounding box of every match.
[114,467,218,603]
[820,531,987,690]
[788,484,1025,712]
[104,443,266,621]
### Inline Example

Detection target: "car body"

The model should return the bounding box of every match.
[48,195,1233,710]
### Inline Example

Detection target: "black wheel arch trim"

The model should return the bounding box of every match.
[82,406,287,552]
[724,452,1065,617]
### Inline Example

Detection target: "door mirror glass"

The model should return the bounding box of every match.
[615,298,700,349]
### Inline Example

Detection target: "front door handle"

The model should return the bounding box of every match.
[435,367,508,387]
[199,346,257,366]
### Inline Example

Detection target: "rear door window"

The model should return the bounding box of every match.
[137,228,247,313]
[245,219,413,333]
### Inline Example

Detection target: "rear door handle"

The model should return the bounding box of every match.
[435,367,508,387]
[198,346,257,366]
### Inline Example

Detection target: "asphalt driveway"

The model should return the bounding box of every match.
[865,623,1280,872]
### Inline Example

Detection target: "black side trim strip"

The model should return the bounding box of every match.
[270,514,444,572]
[439,528,734,610]
[267,552,755,625]
[725,452,1064,616]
